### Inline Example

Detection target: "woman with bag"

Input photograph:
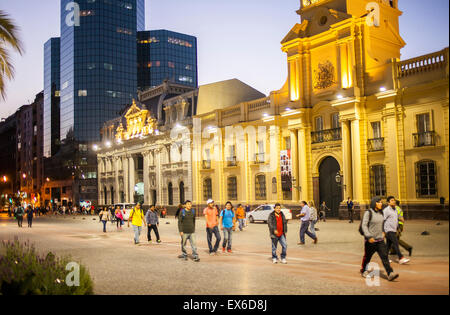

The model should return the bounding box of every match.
[115,206,124,231]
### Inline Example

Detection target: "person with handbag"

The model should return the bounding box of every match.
[115,206,124,231]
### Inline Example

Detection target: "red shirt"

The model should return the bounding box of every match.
[275,213,284,237]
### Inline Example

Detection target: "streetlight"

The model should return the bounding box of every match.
[335,172,346,190]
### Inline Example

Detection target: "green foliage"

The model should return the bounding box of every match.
[0,240,94,295]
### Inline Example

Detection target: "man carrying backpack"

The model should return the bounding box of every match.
[128,203,146,245]
[360,197,399,281]
[15,205,25,228]
[178,201,200,262]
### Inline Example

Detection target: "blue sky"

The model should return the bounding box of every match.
[0,0,449,118]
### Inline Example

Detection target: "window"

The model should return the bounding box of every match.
[272,177,277,194]
[203,178,212,201]
[104,63,113,71]
[417,113,431,133]
[315,116,324,131]
[168,183,173,206]
[371,122,382,139]
[416,160,437,198]
[370,165,386,197]
[78,90,87,97]
[168,62,175,68]
[255,175,267,200]
[227,176,238,200]
[332,113,340,129]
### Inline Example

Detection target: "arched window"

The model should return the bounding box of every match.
[416,160,437,198]
[103,186,108,205]
[168,182,173,206]
[179,181,185,204]
[370,165,386,197]
[203,178,212,201]
[227,176,238,200]
[272,177,277,194]
[255,175,267,200]
[111,186,115,205]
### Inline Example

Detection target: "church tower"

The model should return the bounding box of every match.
[282,0,406,105]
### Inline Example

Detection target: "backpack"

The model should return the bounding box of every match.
[181,209,195,218]
[358,210,373,236]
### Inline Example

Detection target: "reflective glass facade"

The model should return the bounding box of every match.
[137,30,198,91]
[60,0,145,143]
[43,38,61,158]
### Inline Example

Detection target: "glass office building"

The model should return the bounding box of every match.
[137,30,198,91]
[59,0,145,143]
[43,38,61,158]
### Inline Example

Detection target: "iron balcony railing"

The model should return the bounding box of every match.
[202,160,212,169]
[413,131,436,147]
[311,128,342,144]
[226,156,238,167]
[368,138,385,152]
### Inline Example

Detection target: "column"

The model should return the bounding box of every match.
[290,129,299,202]
[123,156,129,203]
[143,152,150,206]
[114,157,120,204]
[128,155,135,204]
[341,120,353,199]
[298,127,313,202]
[351,119,364,202]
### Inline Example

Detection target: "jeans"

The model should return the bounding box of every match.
[299,221,316,243]
[181,233,198,258]
[238,219,245,231]
[28,217,33,228]
[348,210,354,223]
[272,235,287,259]
[386,231,403,260]
[133,225,142,244]
[102,220,107,232]
[147,225,160,241]
[222,227,233,250]
[309,220,317,238]
[206,226,221,253]
[17,216,23,227]
[361,240,394,275]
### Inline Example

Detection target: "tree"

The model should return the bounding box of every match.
[0,10,24,100]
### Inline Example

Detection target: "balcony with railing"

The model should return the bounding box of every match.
[368,138,385,152]
[226,156,238,167]
[397,48,448,79]
[202,160,212,170]
[311,128,342,144]
[413,131,436,148]
[254,153,265,164]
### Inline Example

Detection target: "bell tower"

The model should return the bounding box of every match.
[282,0,405,104]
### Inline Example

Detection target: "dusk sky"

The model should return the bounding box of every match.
[0,0,448,118]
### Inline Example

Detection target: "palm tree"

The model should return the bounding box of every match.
[0,10,24,100]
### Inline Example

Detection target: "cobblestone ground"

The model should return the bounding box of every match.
[0,213,448,295]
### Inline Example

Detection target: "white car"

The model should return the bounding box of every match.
[113,203,135,221]
[247,204,293,223]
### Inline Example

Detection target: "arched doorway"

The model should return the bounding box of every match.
[319,156,341,218]
[179,182,185,205]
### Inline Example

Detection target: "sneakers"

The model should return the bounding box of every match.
[388,273,399,281]
[281,258,287,264]
[399,257,410,265]
[222,247,226,253]
[298,242,305,245]
[193,257,201,262]
[314,238,318,244]
[178,255,188,261]
[157,240,162,244]
[272,258,278,264]
[361,271,371,278]
[227,249,233,254]
[210,252,215,256]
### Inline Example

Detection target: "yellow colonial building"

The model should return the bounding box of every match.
[192,0,449,219]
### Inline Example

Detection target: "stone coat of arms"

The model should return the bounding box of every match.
[314,61,336,90]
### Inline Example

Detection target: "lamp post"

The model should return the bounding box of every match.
[335,172,346,191]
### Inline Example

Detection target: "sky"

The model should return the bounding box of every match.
[0,0,449,118]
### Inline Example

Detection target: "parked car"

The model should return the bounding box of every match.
[247,204,292,223]
[113,203,135,221]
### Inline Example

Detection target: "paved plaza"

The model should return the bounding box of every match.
[0,213,448,295]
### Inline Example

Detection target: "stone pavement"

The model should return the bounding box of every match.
[0,214,448,295]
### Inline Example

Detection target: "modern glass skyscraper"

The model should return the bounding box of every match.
[59,0,145,143]
[43,38,61,158]
[137,30,198,91]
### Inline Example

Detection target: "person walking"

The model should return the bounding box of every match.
[296,201,317,245]
[319,201,330,222]
[178,201,200,262]
[204,199,221,255]
[245,204,251,227]
[347,197,354,223]
[384,197,410,264]
[15,205,24,228]
[115,206,124,231]
[220,202,236,253]
[308,201,318,236]
[395,200,413,256]
[99,207,110,233]
[360,197,399,281]
[128,203,146,245]
[268,203,288,264]
[145,205,161,244]
[26,206,34,228]
[235,204,246,232]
